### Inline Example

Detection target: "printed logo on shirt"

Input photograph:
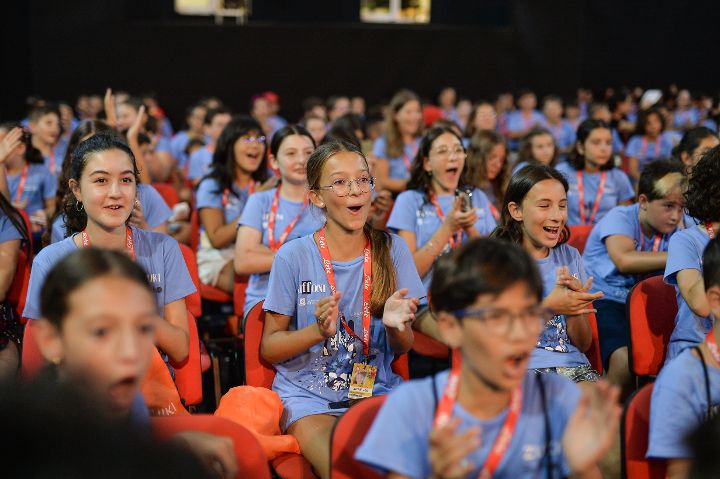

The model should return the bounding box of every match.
[147,273,163,293]
[298,280,327,294]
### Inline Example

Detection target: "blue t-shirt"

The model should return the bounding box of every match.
[673,108,700,130]
[664,226,712,361]
[356,370,580,479]
[583,204,678,303]
[387,189,496,291]
[541,120,576,152]
[43,144,67,178]
[188,146,213,181]
[0,213,24,244]
[195,177,251,251]
[506,111,545,150]
[170,131,209,170]
[371,136,420,180]
[647,348,720,459]
[7,163,56,216]
[555,162,635,226]
[531,243,590,369]
[23,226,195,320]
[49,184,172,244]
[238,188,325,315]
[625,135,674,170]
[263,233,425,429]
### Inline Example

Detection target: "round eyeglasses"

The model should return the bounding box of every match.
[318,177,376,197]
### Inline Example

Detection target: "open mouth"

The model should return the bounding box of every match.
[347,205,363,214]
[446,167,459,175]
[543,225,560,236]
[105,205,124,211]
[109,376,138,403]
[503,351,530,378]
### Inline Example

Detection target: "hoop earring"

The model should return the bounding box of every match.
[76,200,84,212]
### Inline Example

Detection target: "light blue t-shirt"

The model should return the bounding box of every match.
[625,135,674,170]
[238,188,325,315]
[541,119,576,152]
[673,108,700,131]
[387,189,496,291]
[356,370,580,479]
[263,233,425,429]
[188,146,213,181]
[7,163,56,216]
[371,136,420,180]
[506,110,545,150]
[531,243,591,369]
[49,184,172,244]
[196,177,251,250]
[23,226,196,320]
[583,204,677,303]
[43,143,67,178]
[555,162,635,226]
[647,348,720,459]
[664,226,712,361]
[170,131,209,170]
[0,213,24,243]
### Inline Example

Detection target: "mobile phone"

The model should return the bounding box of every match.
[456,190,473,212]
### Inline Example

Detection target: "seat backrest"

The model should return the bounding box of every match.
[177,243,202,318]
[21,319,45,379]
[171,310,203,406]
[568,224,594,255]
[621,383,666,479]
[190,210,200,252]
[627,276,678,377]
[7,249,31,321]
[152,183,180,208]
[330,395,387,479]
[151,414,271,479]
[586,309,603,375]
[233,275,250,319]
[243,300,276,389]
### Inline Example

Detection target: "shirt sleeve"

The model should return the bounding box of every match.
[625,137,641,158]
[238,192,266,231]
[472,189,497,235]
[391,235,427,303]
[161,237,197,304]
[372,137,387,160]
[597,207,636,242]
[664,230,701,286]
[615,171,636,202]
[262,251,298,317]
[647,373,699,459]
[0,216,24,243]
[188,150,206,180]
[23,253,53,320]
[386,192,419,234]
[195,178,223,211]
[140,185,172,228]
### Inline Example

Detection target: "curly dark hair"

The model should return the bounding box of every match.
[686,145,720,222]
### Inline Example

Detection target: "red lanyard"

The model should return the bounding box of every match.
[488,202,500,221]
[433,353,523,479]
[221,181,255,208]
[637,219,662,252]
[268,187,307,251]
[48,151,56,175]
[706,221,716,240]
[429,194,462,249]
[706,331,720,364]
[401,140,419,171]
[13,165,29,205]
[577,171,606,225]
[640,136,661,158]
[81,226,136,260]
[316,227,373,356]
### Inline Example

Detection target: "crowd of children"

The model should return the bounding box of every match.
[2,84,720,478]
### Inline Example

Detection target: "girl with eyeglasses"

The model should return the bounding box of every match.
[235,125,324,316]
[491,164,603,383]
[387,125,496,292]
[261,140,424,479]
[196,115,273,294]
[356,238,619,479]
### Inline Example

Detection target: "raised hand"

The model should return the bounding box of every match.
[128,105,146,142]
[544,267,603,316]
[128,198,149,230]
[382,288,420,332]
[562,380,621,476]
[0,127,23,164]
[429,417,481,479]
[104,88,117,128]
[315,292,341,338]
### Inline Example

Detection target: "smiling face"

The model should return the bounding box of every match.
[70,149,137,231]
[530,133,555,165]
[232,129,265,176]
[485,143,507,181]
[423,132,465,194]
[438,281,542,391]
[395,99,423,137]
[40,275,157,416]
[272,134,315,186]
[116,104,139,131]
[510,179,567,255]
[30,112,61,145]
[310,150,372,233]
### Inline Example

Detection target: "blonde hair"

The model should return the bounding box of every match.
[385,89,420,159]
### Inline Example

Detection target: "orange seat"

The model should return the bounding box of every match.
[330,395,386,479]
[568,224,593,255]
[7,249,31,323]
[152,182,180,208]
[151,414,271,479]
[621,383,666,479]
[21,319,45,379]
[586,309,603,375]
[627,276,678,380]
[17,209,33,253]
[412,330,450,360]
[231,275,250,336]
[178,244,202,318]
[172,310,203,406]
[190,209,201,254]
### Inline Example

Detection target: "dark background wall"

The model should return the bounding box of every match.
[1,0,718,126]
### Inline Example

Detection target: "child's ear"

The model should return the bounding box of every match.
[423,155,432,173]
[33,319,64,366]
[269,154,279,172]
[69,179,82,202]
[436,311,463,349]
[308,189,325,209]
[507,201,523,222]
[638,194,650,210]
[707,286,720,318]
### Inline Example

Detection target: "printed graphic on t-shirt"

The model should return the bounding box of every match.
[538,315,569,353]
